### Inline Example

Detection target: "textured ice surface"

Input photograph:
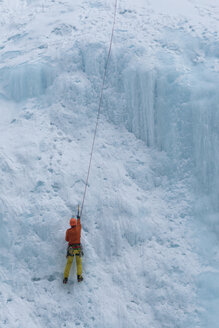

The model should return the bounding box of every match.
[0,0,218,327]
[0,64,55,101]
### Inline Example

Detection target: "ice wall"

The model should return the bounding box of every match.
[1,33,218,218]
[0,63,55,102]
[76,37,219,222]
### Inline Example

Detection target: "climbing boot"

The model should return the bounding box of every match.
[63,277,68,284]
[77,275,83,282]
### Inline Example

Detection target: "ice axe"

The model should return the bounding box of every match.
[77,204,80,219]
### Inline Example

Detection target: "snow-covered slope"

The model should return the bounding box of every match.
[0,0,218,327]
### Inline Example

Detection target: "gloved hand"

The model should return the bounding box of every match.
[77,215,80,219]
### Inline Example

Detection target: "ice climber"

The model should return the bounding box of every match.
[63,214,83,284]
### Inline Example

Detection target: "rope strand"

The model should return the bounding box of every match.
[80,0,118,219]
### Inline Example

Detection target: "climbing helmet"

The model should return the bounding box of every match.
[70,217,77,227]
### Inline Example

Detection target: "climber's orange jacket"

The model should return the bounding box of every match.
[65,218,81,245]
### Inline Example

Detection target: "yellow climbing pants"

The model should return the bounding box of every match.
[64,249,82,278]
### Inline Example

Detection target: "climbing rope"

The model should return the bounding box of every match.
[80,0,118,219]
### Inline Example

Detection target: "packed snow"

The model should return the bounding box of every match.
[0,0,219,327]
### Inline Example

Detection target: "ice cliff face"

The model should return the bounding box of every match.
[0,0,219,327]
[77,32,219,214]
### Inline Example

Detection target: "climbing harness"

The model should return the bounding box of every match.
[79,0,118,219]
[67,244,83,257]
